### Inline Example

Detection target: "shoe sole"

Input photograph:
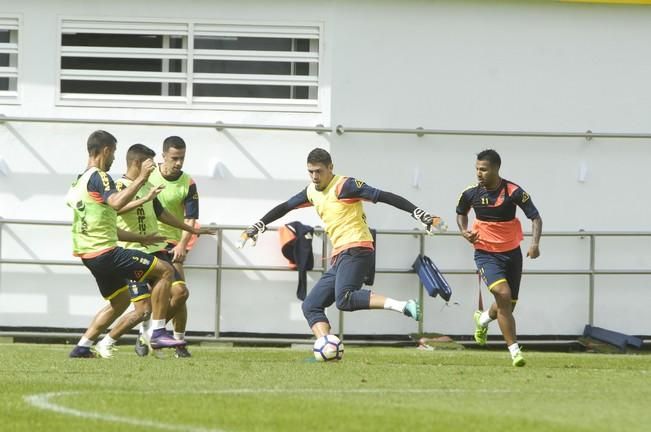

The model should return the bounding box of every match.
[150,338,186,349]
[135,338,150,357]
[404,301,421,321]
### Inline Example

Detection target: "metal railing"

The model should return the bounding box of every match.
[3,114,651,139]
[1,218,650,342]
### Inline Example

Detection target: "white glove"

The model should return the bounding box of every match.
[236,221,266,248]
[412,208,447,235]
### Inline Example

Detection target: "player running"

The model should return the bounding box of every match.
[67,131,185,358]
[456,149,542,367]
[239,148,446,341]
[93,144,215,358]
[145,136,200,357]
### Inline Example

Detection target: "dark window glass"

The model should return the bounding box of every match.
[194,60,292,75]
[194,36,294,51]
[194,83,292,98]
[62,57,162,72]
[293,86,309,99]
[61,80,162,95]
[62,33,163,48]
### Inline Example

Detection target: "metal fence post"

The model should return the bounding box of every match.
[214,228,223,339]
[0,224,3,292]
[588,234,596,326]
[418,233,425,335]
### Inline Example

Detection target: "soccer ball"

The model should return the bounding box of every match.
[313,334,344,362]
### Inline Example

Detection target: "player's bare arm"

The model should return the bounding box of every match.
[158,210,216,237]
[168,218,196,263]
[117,184,164,215]
[527,216,542,259]
[456,213,479,244]
[107,159,155,210]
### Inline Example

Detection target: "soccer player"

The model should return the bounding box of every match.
[239,148,445,340]
[94,144,215,358]
[456,149,542,367]
[146,136,200,356]
[67,130,186,358]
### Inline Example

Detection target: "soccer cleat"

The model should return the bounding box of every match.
[403,299,421,321]
[69,346,97,358]
[135,335,149,357]
[150,329,186,349]
[94,341,117,359]
[473,310,488,346]
[512,351,526,367]
[174,345,192,358]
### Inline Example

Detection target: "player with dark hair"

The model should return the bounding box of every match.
[239,147,446,341]
[67,131,185,358]
[456,149,542,367]
[93,143,215,358]
[145,136,200,357]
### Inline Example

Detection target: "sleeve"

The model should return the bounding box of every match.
[87,171,117,203]
[455,188,472,215]
[183,180,199,219]
[336,177,380,202]
[153,197,164,217]
[260,188,310,225]
[376,190,417,213]
[286,188,311,209]
[511,187,540,220]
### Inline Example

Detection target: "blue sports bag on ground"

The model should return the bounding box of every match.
[412,254,452,301]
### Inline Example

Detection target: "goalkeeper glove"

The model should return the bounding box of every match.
[237,221,266,248]
[412,208,447,234]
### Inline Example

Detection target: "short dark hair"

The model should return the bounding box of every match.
[126,143,156,165]
[87,130,117,156]
[163,136,186,152]
[307,148,332,166]
[477,149,501,168]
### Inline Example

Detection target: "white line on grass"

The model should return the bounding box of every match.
[24,392,225,432]
[24,387,577,431]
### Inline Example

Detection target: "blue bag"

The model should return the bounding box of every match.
[412,255,452,301]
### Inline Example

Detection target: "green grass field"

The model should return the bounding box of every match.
[1,343,649,432]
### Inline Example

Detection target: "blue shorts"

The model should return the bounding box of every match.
[127,249,184,301]
[474,247,522,302]
[127,281,151,302]
[302,247,373,328]
[82,247,158,300]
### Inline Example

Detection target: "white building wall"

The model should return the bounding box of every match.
[0,0,649,337]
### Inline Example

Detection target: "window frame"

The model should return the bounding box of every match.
[0,15,21,105]
[56,17,324,112]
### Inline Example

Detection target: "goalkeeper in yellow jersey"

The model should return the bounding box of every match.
[240,148,446,340]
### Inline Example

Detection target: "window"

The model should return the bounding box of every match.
[59,19,321,110]
[0,16,19,102]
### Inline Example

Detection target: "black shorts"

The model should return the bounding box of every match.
[474,247,522,302]
[153,250,183,282]
[82,247,158,300]
[127,249,185,300]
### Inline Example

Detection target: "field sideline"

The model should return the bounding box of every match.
[1,343,649,432]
